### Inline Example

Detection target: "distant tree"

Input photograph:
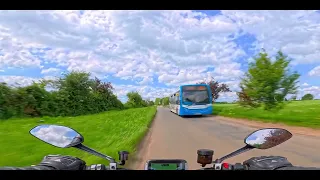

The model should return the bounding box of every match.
[143,98,155,106]
[197,77,231,102]
[126,91,144,108]
[147,100,155,106]
[155,98,161,105]
[301,93,314,101]
[290,95,297,101]
[237,50,300,110]
[162,97,169,106]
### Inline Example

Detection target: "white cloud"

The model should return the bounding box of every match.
[221,10,320,65]
[0,75,57,88]
[308,66,320,76]
[0,10,245,86]
[0,10,319,101]
[31,125,79,148]
[0,75,39,86]
[41,67,61,75]
[302,83,309,87]
[301,86,320,99]
[113,84,177,101]
[245,129,276,145]
[218,92,238,102]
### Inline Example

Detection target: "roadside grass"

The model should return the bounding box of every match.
[0,106,157,166]
[213,100,320,128]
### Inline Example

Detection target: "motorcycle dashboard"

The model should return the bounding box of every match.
[144,159,188,170]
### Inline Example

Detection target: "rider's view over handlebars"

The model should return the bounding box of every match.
[0,10,320,171]
[29,124,293,170]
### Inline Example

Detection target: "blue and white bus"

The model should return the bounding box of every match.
[169,84,213,116]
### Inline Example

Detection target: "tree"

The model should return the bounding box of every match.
[0,71,124,120]
[16,82,52,117]
[154,98,161,105]
[126,91,144,108]
[162,97,169,106]
[260,129,292,149]
[301,93,314,101]
[0,83,19,119]
[124,92,156,108]
[146,100,154,106]
[55,71,94,116]
[290,95,297,101]
[238,50,300,110]
[197,77,231,102]
[237,86,260,107]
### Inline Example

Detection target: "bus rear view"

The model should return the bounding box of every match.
[179,84,213,116]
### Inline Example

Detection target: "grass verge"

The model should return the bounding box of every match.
[213,100,320,129]
[0,106,157,166]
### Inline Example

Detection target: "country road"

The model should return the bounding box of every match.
[132,107,320,170]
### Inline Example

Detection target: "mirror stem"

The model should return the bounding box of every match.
[118,160,125,166]
[74,144,116,163]
[214,145,254,163]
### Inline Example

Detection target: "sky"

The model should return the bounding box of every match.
[30,125,80,147]
[245,129,271,145]
[0,10,320,102]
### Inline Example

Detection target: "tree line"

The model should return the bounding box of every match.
[0,71,154,120]
[155,50,315,111]
[124,92,154,108]
[1,49,315,120]
[154,97,169,106]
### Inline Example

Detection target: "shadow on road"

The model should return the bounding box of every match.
[181,114,216,118]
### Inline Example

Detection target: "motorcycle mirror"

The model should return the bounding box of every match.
[244,128,292,149]
[30,125,84,148]
[30,124,118,164]
[214,128,292,163]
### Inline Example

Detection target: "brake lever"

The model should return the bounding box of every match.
[86,165,131,170]
[198,167,215,170]
[202,163,247,170]
[86,164,108,170]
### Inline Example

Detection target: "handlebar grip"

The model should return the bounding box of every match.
[232,163,247,170]
[220,163,247,170]
[85,164,130,170]
[85,164,108,170]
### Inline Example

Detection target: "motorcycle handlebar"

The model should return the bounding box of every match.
[85,164,130,170]
[85,163,320,170]
[199,163,247,170]
[85,163,248,170]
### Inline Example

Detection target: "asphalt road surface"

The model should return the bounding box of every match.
[134,107,320,170]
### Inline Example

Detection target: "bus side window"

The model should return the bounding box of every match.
[171,95,175,104]
[176,95,180,105]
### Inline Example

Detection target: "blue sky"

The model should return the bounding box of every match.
[0,10,320,102]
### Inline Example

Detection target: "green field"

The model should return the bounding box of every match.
[213,100,320,128]
[0,106,157,167]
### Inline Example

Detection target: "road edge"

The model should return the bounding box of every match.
[213,115,320,137]
[127,107,158,169]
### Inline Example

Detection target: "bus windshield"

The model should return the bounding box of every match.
[181,86,210,104]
